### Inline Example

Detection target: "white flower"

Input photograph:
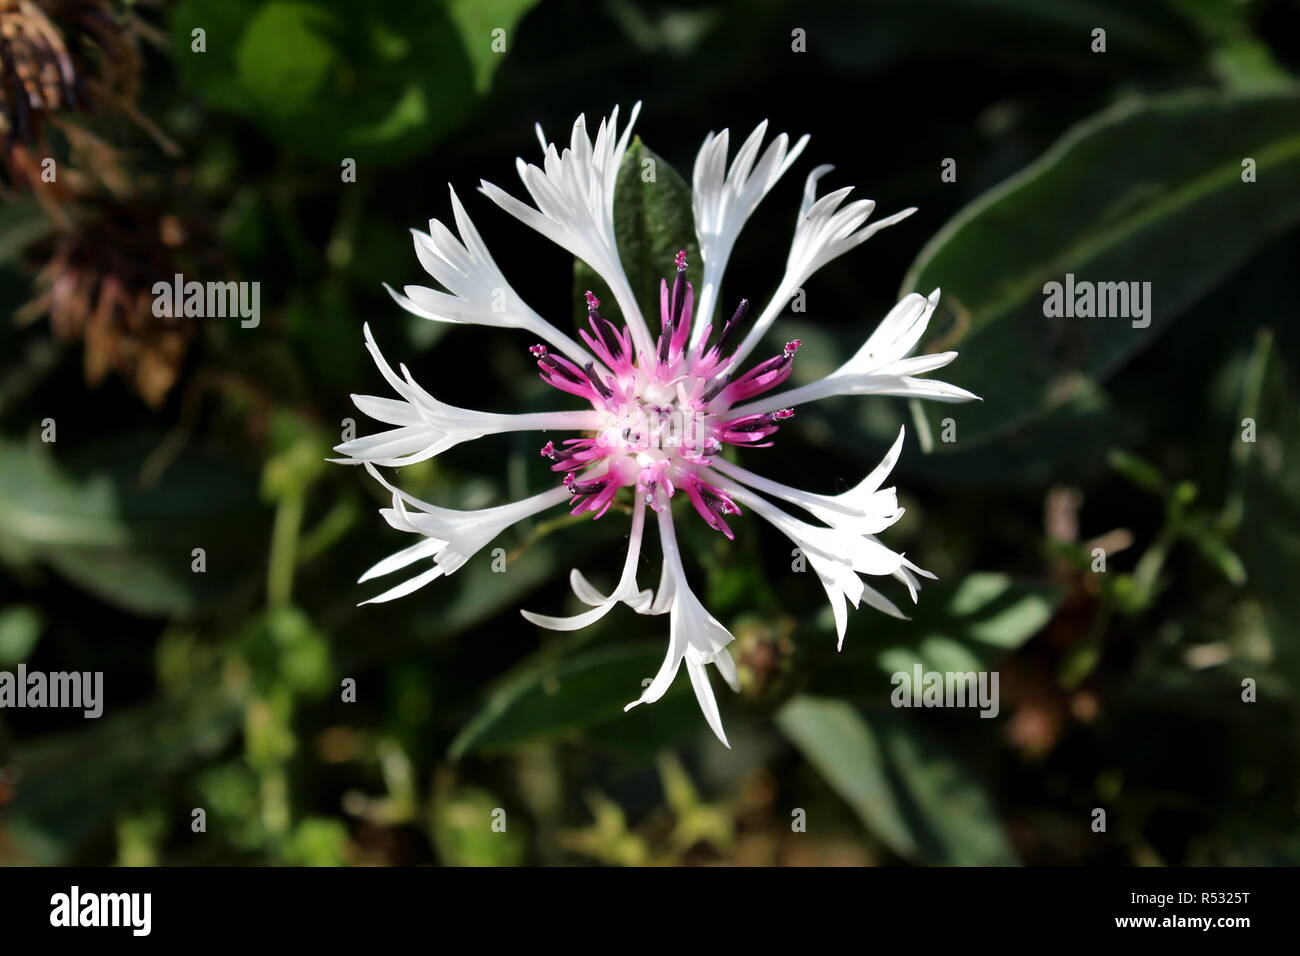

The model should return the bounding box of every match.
[336,105,978,746]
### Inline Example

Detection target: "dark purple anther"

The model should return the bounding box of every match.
[714,298,749,354]
[585,362,614,400]
[597,316,625,360]
[669,252,689,331]
[700,372,731,404]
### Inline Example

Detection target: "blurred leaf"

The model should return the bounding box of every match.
[430,783,528,866]
[450,641,688,757]
[0,434,270,616]
[806,572,1062,697]
[283,817,351,866]
[445,0,542,93]
[170,0,534,163]
[902,90,1300,448]
[778,696,1016,864]
[1183,517,1247,585]
[1235,343,1300,686]
[1165,0,1294,91]
[0,605,43,666]
[1108,448,1167,495]
[574,138,700,324]
[241,606,334,697]
[0,201,56,264]
[6,684,242,864]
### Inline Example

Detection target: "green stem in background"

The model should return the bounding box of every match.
[267,492,305,608]
[1223,326,1273,530]
[326,177,373,273]
[297,494,359,566]
[1130,524,1176,609]
[1129,481,1196,609]
[909,397,934,454]
[260,766,291,839]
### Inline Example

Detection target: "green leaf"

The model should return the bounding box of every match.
[901,90,1300,449]
[445,0,542,94]
[450,641,689,757]
[170,0,535,163]
[1165,0,1295,91]
[0,434,270,616]
[574,138,700,325]
[0,604,43,666]
[805,572,1061,698]
[777,696,1016,865]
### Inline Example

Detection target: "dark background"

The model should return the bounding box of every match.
[1,0,1298,865]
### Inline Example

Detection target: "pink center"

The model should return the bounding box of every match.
[534,252,795,538]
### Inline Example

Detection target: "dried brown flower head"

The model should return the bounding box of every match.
[0,0,145,195]
[17,199,216,407]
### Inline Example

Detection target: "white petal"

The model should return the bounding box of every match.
[334,325,604,466]
[708,428,907,535]
[359,536,446,583]
[839,290,938,376]
[521,498,647,631]
[389,186,596,368]
[361,463,570,583]
[479,104,654,359]
[624,509,737,746]
[724,169,915,369]
[724,291,979,418]
[714,646,741,692]
[705,476,913,646]
[686,659,730,748]
[690,121,809,342]
[359,564,445,605]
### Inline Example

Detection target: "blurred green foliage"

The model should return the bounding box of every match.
[1,0,1298,867]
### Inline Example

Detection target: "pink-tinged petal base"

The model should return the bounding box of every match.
[529,252,805,532]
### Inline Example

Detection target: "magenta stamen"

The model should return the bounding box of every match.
[534,266,796,533]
